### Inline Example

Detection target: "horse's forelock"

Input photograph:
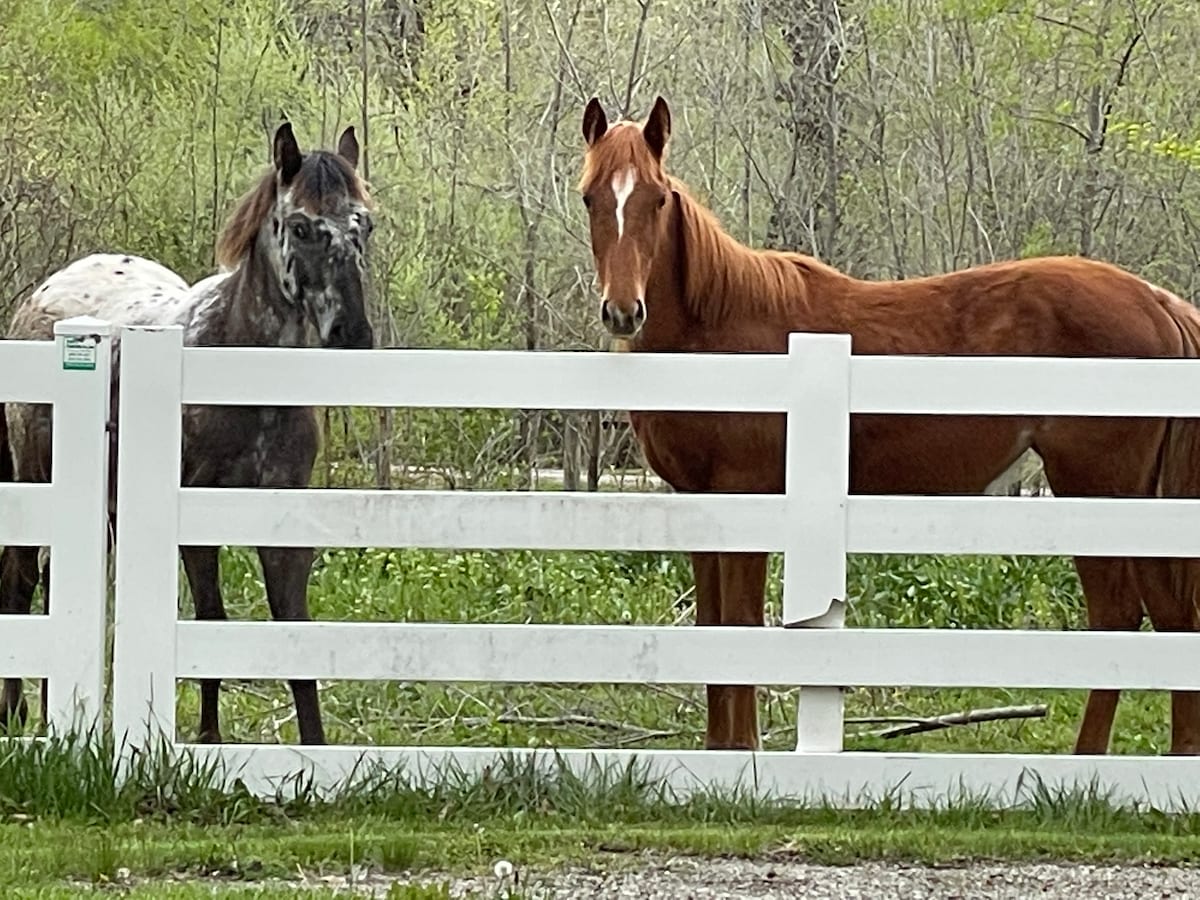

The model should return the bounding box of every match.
[290,152,372,215]
[214,151,372,270]
[579,123,663,193]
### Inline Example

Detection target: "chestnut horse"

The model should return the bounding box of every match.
[578,95,1200,755]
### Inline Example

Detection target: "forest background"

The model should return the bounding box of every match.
[5,0,1198,491]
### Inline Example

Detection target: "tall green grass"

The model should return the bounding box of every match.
[4,547,1168,757]
[162,547,1162,754]
[1,728,1199,832]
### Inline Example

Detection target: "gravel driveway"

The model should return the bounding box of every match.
[492,857,1200,899]
[305,855,1200,899]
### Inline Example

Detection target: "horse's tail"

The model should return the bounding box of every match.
[1158,304,1200,498]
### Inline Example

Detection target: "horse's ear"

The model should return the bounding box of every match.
[583,97,608,147]
[273,122,303,184]
[643,95,671,160]
[337,126,360,170]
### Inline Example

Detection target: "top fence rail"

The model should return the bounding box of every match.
[179,343,1200,416]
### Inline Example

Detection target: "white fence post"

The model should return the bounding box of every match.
[44,316,113,735]
[112,326,184,758]
[782,331,851,753]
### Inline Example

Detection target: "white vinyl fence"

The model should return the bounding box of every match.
[0,317,112,733]
[11,321,1200,808]
[97,326,1200,809]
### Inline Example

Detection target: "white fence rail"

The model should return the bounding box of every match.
[0,317,112,733]
[12,321,1200,808]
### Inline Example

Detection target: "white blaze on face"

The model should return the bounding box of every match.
[611,167,637,239]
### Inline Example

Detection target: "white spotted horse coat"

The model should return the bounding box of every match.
[6,252,236,503]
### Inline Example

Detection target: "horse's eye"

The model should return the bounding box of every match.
[291,220,311,241]
[657,194,667,209]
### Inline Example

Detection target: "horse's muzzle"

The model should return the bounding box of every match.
[325,318,374,349]
[601,298,646,337]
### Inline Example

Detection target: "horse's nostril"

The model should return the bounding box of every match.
[633,299,646,324]
[601,302,614,326]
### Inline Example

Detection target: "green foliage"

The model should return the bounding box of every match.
[0,0,322,291]
[847,554,1082,631]
[1112,120,1200,167]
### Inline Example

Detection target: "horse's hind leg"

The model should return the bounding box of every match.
[181,547,227,742]
[257,546,325,744]
[1070,557,1144,754]
[0,546,43,731]
[37,556,48,724]
[1134,558,1200,754]
[1036,424,1159,755]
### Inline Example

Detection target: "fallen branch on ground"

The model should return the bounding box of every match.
[496,713,628,731]
[847,704,1047,738]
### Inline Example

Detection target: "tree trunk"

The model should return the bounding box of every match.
[763,0,844,261]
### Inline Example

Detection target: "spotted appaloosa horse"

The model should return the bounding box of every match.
[578,94,1200,756]
[0,122,375,744]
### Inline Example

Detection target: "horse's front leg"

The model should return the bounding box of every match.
[257,546,325,744]
[691,551,735,749]
[181,546,227,742]
[718,551,768,751]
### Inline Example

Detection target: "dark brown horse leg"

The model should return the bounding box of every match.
[257,546,325,744]
[181,547,227,743]
[38,558,48,724]
[719,551,767,751]
[0,546,42,731]
[691,551,733,748]
[1072,557,1143,754]
[1136,558,1200,754]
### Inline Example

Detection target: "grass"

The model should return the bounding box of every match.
[2,733,1200,895]
[11,544,1169,754]
[1,545,1193,893]
[148,547,1165,756]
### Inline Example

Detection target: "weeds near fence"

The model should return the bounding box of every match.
[3,731,1200,893]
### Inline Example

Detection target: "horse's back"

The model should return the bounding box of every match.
[4,253,202,485]
[844,256,1193,359]
[8,253,193,340]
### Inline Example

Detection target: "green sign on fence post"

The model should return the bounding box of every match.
[62,335,98,371]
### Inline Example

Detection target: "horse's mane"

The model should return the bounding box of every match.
[215,152,372,269]
[670,177,841,323]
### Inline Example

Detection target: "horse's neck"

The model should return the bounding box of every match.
[198,254,307,348]
[634,199,847,352]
